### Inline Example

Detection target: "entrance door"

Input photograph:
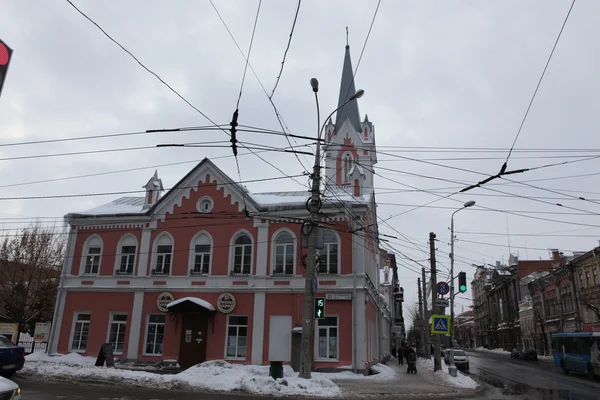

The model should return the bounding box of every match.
[178,313,209,369]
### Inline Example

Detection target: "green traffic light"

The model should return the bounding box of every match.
[460,284,467,292]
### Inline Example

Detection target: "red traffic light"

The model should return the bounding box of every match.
[0,42,9,65]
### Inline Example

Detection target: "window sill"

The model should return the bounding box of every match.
[143,353,163,357]
[70,349,86,353]
[80,273,98,276]
[271,273,294,277]
[229,272,252,277]
[225,357,247,361]
[190,271,209,276]
[315,358,339,363]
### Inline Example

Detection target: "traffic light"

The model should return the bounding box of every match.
[314,297,325,319]
[458,272,467,293]
[0,39,13,98]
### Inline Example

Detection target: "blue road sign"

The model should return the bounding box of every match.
[431,314,450,335]
[436,281,450,296]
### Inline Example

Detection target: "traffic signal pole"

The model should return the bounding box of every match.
[449,215,457,377]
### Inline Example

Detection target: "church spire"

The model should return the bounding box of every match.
[335,44,361,133]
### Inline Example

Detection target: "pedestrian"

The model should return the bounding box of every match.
[397,344,404,365]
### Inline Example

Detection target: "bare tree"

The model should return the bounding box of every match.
[404,303,421,323]
[0,223,65,333]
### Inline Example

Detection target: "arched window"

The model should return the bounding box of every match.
[343,153,353,183]
[190,232,212,275]
[115,235,137,275]
[273,231,295,275]
[318,230,339,274]
[231,233,252,275]
[152,234,173,276]
[82,236,102,275]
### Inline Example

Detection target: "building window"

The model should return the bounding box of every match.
[580,274,585,289]
[594,269,598,285]
[316,316,338,360]
[82,236,102,275]
[197,196,214,213]
[70,312,90,352]
[586,271,591,287]
[144,314,165,356]
[273,231,294,275]
[225,316,248,359]
[343,153,353,183]
[108,313,127,354]
[318,230,338,274]
[231,234,252,275]
[190,232,212,275]
[152,234,173,276]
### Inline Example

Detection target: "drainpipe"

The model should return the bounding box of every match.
[351,216,358,373]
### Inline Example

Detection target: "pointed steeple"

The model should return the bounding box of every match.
[143,170,164,210]
[335,45,361,133]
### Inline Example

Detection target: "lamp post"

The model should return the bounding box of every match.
[449,200,475,377]
[298,79,364,379]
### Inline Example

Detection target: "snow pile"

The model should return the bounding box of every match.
[418,358,478,390]
[474,347,510,355]
[314,363,395,381]
[23,354,341,397]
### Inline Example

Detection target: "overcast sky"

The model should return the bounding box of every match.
[1,0,600,324]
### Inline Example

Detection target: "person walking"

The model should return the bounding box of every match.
[397,343,405,365]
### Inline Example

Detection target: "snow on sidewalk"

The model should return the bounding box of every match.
[418,358,478,390]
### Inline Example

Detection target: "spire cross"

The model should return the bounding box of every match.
[346,26,349,47]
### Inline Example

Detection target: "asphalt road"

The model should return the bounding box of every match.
[465,350,600,400]
[10,374,269,400]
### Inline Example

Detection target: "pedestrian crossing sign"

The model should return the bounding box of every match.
[431,314,450,335]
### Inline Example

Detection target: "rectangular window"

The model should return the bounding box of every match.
[226,316,248,359]
[316,316,338,360]
[192,244,211,275]
[233,246,251,275]
[118,246,136,274]
[145,314,165,355]
[594,269,598,285]
[274,243,294,274]
[71,313,91,352]
[108,313,127,354]
[154,245,172,275]
[84,247,101,274]
[587,271,591,287]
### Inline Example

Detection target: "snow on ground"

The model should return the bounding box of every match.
[418,358,478,390]
[473,347,553,362]
[23,353,394,397]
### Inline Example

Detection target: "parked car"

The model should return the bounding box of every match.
[0,375,21,399]
[520,349,538,361]
[0,335,25,377]
[444,348,469,370]
[510,348,523,359]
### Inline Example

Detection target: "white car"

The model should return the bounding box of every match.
[0,376,21,399]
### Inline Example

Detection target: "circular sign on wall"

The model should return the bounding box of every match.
[157,292,175,312]
[217,293,237,314]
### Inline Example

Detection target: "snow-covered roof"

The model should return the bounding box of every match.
[78,197,146,216]
[166,297,215,312]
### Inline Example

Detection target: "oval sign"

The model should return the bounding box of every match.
[157,292,175,312]
[217,293,237,314]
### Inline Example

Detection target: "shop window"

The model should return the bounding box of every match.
[226,316,248,359]
[82,236,102,275]
[144,314,165,356]
[231,233,252,275]
[152,234,173,276]
[316,316,338,360]
[318,230,339,274]
[107,313,127,355]
[190,232,212,275]
[272,230,295,275]
[70,312,90,352]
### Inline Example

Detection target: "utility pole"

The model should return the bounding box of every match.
[430,232,442,371]
[417,277,424,356]
[299,79,365,379]
[422,267,430,358]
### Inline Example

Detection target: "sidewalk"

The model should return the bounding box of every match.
[331,358,479,399]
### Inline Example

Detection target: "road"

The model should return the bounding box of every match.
[465,350,600,400]
[11,374,268,400]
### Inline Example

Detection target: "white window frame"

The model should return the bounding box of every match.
[271,228,296,275]
[114,234,138,275]
[143,313,166,356]
[80,235,103,275]
[224,315,249,360]
[189,231,213,276]
[342,152,353,184]
[314,315,339,362]
[151,233,174,276]
[69,312,91,353]
[229,230,254,276]
[318,230,340,275]
[106,313,128,355]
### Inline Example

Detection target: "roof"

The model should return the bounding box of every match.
[334,45,361,134]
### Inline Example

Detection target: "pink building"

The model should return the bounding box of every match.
[47,45,391,372]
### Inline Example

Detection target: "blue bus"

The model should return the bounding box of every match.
[551,332,600,378]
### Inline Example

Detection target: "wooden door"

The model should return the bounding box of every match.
[178,313,209,369]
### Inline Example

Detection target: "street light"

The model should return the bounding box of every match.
[298,78,364,379]
[449,200,475,377]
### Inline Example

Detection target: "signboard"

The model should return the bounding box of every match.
[217,293,237,314]
[33,322,51,342]
[431,314,450,335]
[95,343,115,368]
[0,323,18,343]
[436,281,450,296]
[157,292,175,312]
[436,299,449,308]
[325,293,352,301]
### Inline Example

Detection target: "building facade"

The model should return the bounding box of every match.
[454,310,475,349]
[570,246,600,332]
[47,45,389,372]
[471,266,492,348]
